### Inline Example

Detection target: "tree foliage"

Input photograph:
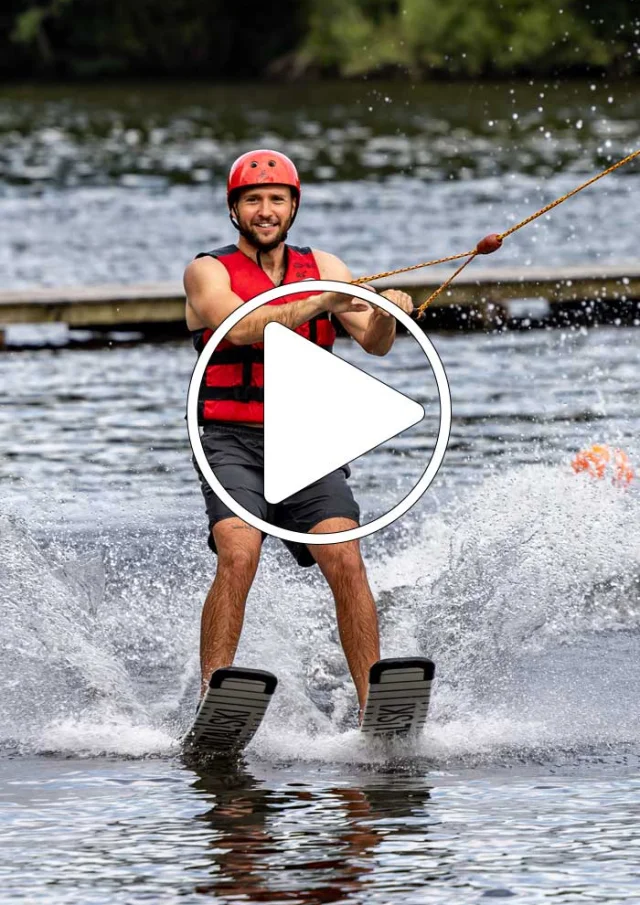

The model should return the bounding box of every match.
[302,0,638,77]
[1,0,638,79]
[1,0,307,77]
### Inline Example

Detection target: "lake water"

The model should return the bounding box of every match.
[1,78,639,293]
[1,79,639,904]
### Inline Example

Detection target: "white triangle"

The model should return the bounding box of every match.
[264,323,424,504]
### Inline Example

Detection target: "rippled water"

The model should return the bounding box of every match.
[1,80,640,904]
[2,324,640,903]
[1,79,638,289]
[3,759,640,904]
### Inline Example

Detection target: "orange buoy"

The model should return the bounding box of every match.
[571,444,634,486]
[475,233,503,255]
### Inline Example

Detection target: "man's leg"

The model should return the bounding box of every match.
[308,517,380,719]
[200,518,262,699]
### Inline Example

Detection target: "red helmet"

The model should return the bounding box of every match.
[227,149,301,207]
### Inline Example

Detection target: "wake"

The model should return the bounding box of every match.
[1,464,638,764]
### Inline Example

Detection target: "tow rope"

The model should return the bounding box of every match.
[351,148,640,318]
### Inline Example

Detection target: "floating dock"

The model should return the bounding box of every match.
[1,263,639,348]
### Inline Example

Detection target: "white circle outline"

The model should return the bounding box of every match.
[187,279,451,544]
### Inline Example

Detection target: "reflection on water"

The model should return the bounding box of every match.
[189,763,435,902]
[2,757,639,904]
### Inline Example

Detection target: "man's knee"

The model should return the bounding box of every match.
[312,537,365,577]
[309,518,363,574]
[213,519,262,575]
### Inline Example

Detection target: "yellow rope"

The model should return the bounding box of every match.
[351,249,473,285]
[497,148,640,241]
[416,252,479,316]
[416,148,640,317]
[349,148,639,317]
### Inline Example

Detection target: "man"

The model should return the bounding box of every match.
[184,149,414,720]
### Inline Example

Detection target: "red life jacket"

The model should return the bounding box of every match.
[191,244,336,424]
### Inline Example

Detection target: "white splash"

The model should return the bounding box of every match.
[2,461,639,764]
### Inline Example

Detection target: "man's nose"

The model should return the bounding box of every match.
[258,199,273,217]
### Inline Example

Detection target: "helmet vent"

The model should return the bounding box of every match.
[250,161,258,167]
[268,160,276,166]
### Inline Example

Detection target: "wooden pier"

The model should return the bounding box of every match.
[1,262,639,347]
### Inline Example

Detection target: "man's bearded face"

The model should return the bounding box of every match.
[233,186,297,251]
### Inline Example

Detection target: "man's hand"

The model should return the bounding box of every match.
[308,247,417,355]
[359,287,414,356]
[322,291,371,316]
[323,286,415,319]
[322,284,416,356]
[372,289,415,319]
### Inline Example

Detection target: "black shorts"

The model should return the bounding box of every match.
[193,422,361,567]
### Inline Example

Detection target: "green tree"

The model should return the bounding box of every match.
[1,0,638,78]
[300,0,638,77]
[3,0,307,77]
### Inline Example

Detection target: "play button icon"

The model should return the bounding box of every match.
[263,323,425,504]
[187,278,451,546]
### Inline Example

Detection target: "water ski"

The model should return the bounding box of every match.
[182,666,277,758]
[360,657,435,738]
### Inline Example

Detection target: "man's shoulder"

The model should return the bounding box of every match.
[195,244,239,261]
[308,248,351,280]
[184,251,231,289]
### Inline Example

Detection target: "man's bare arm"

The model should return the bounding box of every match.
[184,256,369,345]
[314,250,409,356]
